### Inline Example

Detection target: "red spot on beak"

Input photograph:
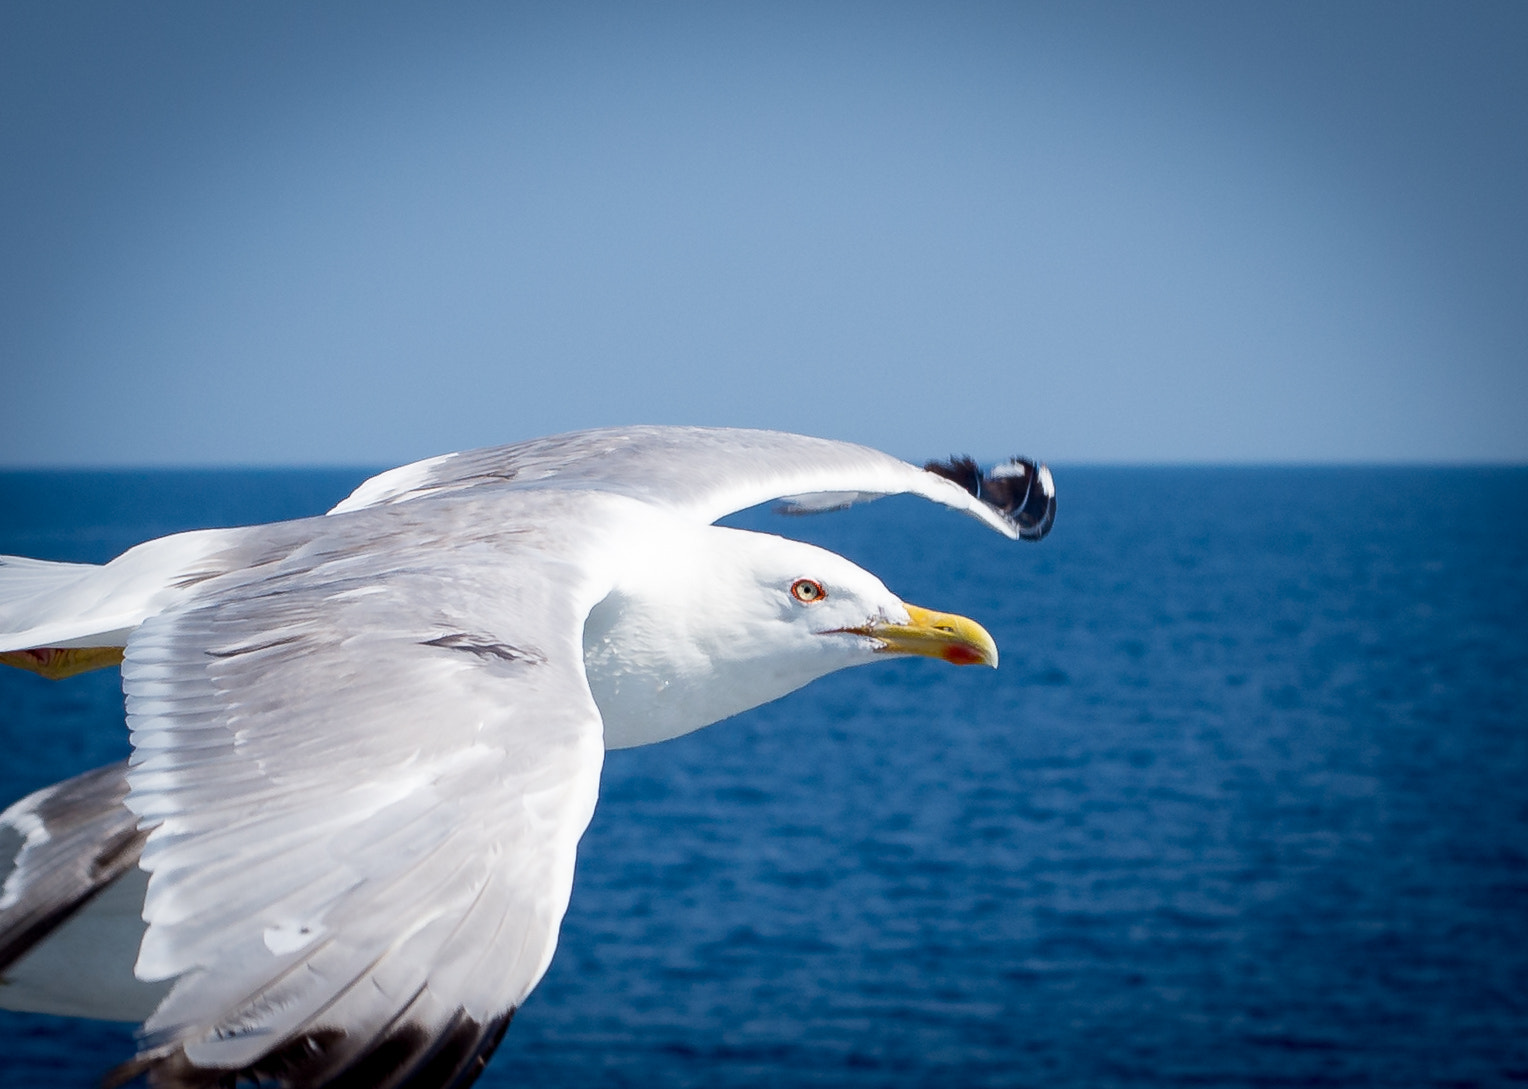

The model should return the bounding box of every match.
[941,643,986,666]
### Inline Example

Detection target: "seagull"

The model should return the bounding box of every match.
[0,426,1055,1089]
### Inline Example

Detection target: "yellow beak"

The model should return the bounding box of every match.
[852,603,999,668]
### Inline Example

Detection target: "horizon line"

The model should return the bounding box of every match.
[2,458,1526,473]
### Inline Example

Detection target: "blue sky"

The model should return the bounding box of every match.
[2,1,1524,467]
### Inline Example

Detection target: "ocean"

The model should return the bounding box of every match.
[1,466,1524,1087]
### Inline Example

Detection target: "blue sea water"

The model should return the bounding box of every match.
[1,466,1525,1088]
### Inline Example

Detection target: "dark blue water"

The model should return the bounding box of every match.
[2,467,1525,1087]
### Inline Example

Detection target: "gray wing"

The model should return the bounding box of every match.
[330,426,1056,541]
[0,763,162,1022]
[111,497,616,1088]
[0,762,145,975]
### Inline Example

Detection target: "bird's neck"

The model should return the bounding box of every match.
[580,524,832,750]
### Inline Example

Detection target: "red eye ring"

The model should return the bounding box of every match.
[790,578,826,603]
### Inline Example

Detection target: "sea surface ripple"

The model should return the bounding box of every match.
[1,466,1524,1087]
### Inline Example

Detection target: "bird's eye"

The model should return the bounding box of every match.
[790,578,826,603]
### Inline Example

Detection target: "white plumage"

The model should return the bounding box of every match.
[0,426,1054,1089]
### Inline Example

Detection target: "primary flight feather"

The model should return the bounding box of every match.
[0,426,1055,1089]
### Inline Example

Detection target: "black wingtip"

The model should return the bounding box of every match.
[924,455,1056,541]
[105,1009,516,1089]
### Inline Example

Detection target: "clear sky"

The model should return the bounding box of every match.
[2,1,1524,467]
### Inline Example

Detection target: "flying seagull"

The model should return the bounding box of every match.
[0,426,1055,1089]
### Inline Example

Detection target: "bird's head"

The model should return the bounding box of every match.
[584,521,997,749]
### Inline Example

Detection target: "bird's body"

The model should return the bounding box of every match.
[0,426,1053,1089]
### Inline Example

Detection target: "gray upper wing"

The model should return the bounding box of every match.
[113,493,618,1088]
[330,426,1055,541]
[0,762,144,977]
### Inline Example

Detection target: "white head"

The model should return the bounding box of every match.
[583,521,996,749]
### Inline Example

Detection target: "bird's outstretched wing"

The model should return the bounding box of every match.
[330,426,1056,541]
[111,495,616,1088]
[0,762,145,979]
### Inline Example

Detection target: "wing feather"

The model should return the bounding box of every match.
[329,426,1055,541]
[0,763,146,972]
[113,495,618,1086]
